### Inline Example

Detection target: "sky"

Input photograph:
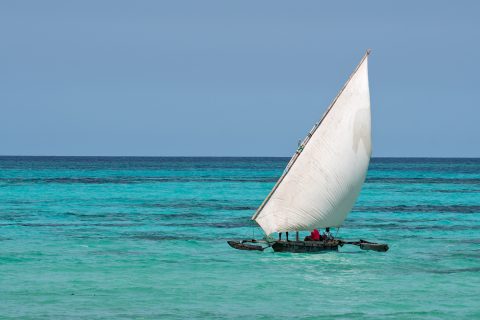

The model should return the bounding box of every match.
[1,1,479,157]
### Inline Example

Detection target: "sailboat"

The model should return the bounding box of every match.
[228,50,388,253]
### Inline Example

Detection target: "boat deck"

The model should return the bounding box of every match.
[271,240,340,253]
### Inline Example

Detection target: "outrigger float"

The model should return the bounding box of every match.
[227,50,389,254]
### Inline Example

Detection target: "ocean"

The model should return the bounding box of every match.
[0,157,479,319]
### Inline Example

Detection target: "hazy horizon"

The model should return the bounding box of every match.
[1,155,480,159]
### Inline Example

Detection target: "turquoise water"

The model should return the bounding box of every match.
[0,157,479,319]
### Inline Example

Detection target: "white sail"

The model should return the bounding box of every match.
[253,52,371,235]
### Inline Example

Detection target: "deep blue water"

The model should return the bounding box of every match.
[0,157,479,319]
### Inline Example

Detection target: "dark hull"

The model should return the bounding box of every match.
[358,240,389,252]
[271,240,339,253]
[227,240,264,251]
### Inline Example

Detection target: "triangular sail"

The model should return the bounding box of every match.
[253,51,372,235]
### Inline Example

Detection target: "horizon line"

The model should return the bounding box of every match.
[1,155,480,159]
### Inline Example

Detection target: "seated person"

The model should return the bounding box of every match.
[304,229,321,241]
[323,227,334,240]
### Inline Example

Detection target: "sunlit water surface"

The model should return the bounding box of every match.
[0,157,479,319]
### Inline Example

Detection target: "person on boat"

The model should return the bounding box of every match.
[304,229,320,241]
[323,227,334,240]
[278,232,290,241]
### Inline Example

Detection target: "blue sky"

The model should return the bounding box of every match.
[1,1,479,157]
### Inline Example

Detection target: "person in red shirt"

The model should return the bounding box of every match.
[304,229,321,241]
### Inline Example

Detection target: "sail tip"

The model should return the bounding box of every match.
[366,49,372,55]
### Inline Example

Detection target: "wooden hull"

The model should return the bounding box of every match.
[227,240,264,251]
[227,239,389,253]
[358,240,389,252]
[271,240,339,253]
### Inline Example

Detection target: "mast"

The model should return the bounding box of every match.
[252,50,371,223]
